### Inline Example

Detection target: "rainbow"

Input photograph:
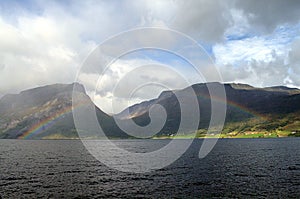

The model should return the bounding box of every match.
[18,99,90,139]
[195,92,268,120]
[17,92,267,139]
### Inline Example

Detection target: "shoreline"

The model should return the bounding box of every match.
[1,135,299,140]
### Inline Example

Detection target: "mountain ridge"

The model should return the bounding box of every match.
[116,82,300,137]
[0,82,299,139]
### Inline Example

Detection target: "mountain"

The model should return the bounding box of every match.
[1,82,300,139]
[0,83,126,139]
[116,82,300,137]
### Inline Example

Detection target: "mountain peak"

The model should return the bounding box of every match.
[226,83,255,90]
[19,82,86,96]
[1,82,300,139]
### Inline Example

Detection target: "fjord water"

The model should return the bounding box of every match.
[0,138,300,198]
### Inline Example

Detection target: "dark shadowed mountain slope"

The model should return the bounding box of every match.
[1,82,300,139]
[116,83,300,136]
[0,83,126,139]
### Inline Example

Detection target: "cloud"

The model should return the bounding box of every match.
[212,21,300,88]
[0,15,82,95]
[171,0,234,41]
[213,36,290,66]
[0,0,181,96]
[0,0,145,95]
[288,38,300,86]
[0,0,300,112]
[169,0,300,42]
[78,57,197,113]
[235,0,300,33]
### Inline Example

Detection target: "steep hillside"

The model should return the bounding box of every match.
[1,82,299,139]
[116,83,300,137]
[0,83,125,139]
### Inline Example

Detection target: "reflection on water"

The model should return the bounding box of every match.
[0,138,300,198]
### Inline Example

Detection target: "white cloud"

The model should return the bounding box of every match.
[224,9,252,39]
[78,58,196,114]
[212,24,300,88]
[0,15,82,95]
[213,37,290,66]
[0,0,300,112]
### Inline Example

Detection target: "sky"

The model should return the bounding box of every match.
[0,0,300,113]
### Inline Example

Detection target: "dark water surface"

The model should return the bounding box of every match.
[0,138,300,198]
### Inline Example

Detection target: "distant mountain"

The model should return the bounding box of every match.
[0,82,299,139]
[0,83,126,139]
[116,83,300,137]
